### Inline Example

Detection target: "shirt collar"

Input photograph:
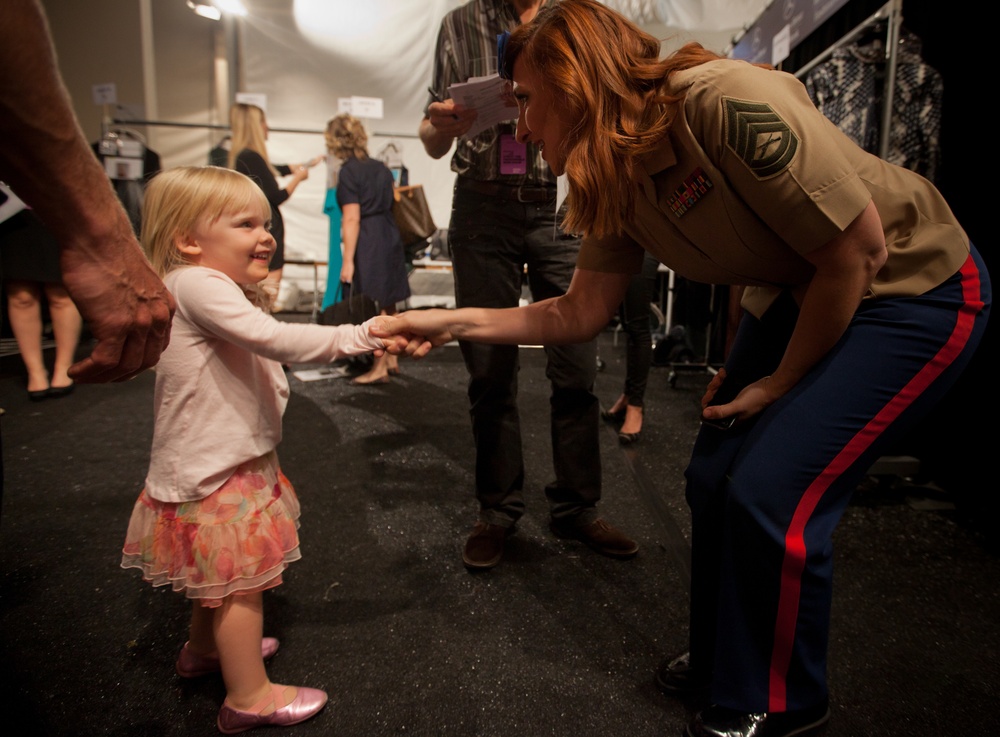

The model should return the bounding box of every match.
[639,137,677,177]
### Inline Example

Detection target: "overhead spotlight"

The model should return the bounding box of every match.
[186,1,248,20]
[187,1,221,21]
[214,0,249,17]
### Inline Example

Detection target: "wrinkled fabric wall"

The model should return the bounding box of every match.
[241,0,748,292]
[42,0,756,299]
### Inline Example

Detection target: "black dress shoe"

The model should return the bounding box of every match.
[47,383,75,398]
[28,388,50,402]
[462,521,512,570]
[655,651,710,697]
[686,701,830,737]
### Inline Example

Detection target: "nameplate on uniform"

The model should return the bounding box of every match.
[667,168,713,217]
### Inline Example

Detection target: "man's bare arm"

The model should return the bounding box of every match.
[0,0,174,382]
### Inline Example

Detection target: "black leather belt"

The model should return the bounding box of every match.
[457,177,555,203]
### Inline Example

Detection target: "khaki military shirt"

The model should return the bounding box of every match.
[576,59,969,317]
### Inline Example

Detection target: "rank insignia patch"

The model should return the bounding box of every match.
[724,98,798,179]
[667,168,713,217]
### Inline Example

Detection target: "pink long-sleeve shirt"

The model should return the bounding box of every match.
[144,266,384,502]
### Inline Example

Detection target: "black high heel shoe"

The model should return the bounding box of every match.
[601,407,626,424]
[618,430,641,445]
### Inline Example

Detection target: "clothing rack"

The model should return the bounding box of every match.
[730,0,903,160]
[100,124,148,145]
[728,0,919,482]
[111,118,419,139]
[791,0,902,161]
[656,263,723,386]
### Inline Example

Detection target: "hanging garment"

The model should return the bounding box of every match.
[322,187,344,311]
[208,135,231,167]
[376,142,408,187]
[321,155,344,311]
[91,132,162,235]
[804,28,943,183]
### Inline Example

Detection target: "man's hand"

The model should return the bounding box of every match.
[420,100,478,159]
[62,226,174,383]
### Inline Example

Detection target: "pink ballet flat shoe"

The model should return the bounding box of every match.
[217,685,328,734]
[175,637,280,678]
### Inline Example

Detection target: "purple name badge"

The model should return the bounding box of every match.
[499,133,527,175]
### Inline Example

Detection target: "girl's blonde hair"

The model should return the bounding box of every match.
[324,113,369,160]
[503,0,740,237]
[227,102,277,175]
[141,165,271,280]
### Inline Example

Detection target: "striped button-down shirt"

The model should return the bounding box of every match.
[427,0,555,186]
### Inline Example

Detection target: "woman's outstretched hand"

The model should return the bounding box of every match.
[700,368,777,427]
[369,310,455,359]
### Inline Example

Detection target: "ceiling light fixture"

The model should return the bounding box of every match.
[213,0,249,18]
[187,1,222,21]
[186,1,248,21]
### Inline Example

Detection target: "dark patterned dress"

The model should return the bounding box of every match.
[336,156,410,308]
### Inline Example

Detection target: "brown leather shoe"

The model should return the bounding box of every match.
[462,521,511,570]
[550,518,639,559]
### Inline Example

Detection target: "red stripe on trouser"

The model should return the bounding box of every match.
[767,255,983,712]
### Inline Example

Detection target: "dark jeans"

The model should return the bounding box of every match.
[448,181,600,528]
[617,252,659,406]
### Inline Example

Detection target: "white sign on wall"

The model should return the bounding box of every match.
[235,92,268,113]
[336,96,384,119]
[92,83,117,105]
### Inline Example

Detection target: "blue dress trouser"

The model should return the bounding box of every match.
[684,245,991,713]
[449,183,600,527]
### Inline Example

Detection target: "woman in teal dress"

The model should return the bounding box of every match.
[321,156,343,312]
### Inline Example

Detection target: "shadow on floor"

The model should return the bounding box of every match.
[1,330,998,736]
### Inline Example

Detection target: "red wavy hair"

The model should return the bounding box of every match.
[505,0,729,237]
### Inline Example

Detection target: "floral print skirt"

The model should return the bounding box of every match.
[121,451,301,608]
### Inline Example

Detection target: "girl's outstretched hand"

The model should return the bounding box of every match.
[369,311,454,359]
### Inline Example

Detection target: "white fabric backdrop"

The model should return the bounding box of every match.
[235,0,764,299]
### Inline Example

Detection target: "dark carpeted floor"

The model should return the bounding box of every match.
[1,328,998,737]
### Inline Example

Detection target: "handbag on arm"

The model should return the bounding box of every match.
[392,184,436,246]
[318,281,378,326]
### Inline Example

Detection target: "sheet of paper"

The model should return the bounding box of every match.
[291,366,352,382]
[448,73,519,137]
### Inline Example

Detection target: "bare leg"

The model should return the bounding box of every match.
[6,280,48,392]
[214,592,296,713]
[607,392,628,415]
[43,283,82,389]
[262,267,283,308]
[620,403,644,436]
[385,305,400,374]
[187,600,217,656]
[352,352,390,384]
[353,307,395,384]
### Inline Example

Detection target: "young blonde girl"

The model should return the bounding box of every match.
[121,166,397,734]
